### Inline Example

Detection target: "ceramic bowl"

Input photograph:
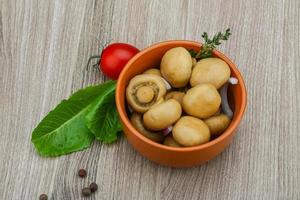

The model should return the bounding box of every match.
[116,40,247,167]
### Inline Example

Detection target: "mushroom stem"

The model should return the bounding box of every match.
[220,82,233,119]
[136,86,155,103]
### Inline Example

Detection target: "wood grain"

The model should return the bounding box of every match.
[0,0,299,199]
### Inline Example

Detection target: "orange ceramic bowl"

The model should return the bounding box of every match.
[116,40,247,167]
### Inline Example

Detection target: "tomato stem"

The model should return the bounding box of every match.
[86,55,100,71]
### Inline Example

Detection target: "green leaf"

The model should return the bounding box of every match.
[31,81,117,156]
[85,86,122,143]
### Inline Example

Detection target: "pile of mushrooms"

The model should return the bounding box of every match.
[126,47,236,147]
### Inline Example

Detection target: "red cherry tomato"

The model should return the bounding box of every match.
[100,43,139,79]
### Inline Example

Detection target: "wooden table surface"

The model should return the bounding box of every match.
[1,0,299,199]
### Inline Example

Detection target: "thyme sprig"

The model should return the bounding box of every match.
[191,28,231,59]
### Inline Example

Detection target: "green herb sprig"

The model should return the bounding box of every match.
[191,28,231,59]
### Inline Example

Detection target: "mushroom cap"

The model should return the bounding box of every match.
[173,116,210,146]
[143,99,182,131]
[130,113,164,142]
[190,58,230,89]
[165,91,185,105]
[204,114,231,136]
[161,47,193,88]
[126,74,166,113]
[182,84,221,119]
[163,135,182,147]
[143,68,162,77]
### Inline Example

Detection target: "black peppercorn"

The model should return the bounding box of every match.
[78,169,87,178]
[82,187,92,196]
[39,194,48,200]
[89,182,98,192]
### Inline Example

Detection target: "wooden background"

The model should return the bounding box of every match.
[1,0,299,199]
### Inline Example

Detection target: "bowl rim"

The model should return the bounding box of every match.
[116,40,247,152]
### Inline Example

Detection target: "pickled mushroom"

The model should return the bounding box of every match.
[143,99,182,131]
[163,135,182,147]
[143,68,162,77]
[182,84,221,119]
[130,113,164,142]
[190,58,230,89]
[161,47,193,88]
[173,116,210,146]
[165,91,185,105]
[204,114,231,136]
[126,74,166,113]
